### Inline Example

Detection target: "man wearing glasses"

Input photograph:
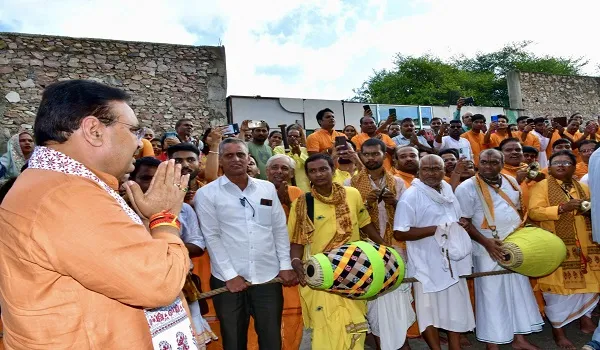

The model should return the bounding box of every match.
[434,119,474,161]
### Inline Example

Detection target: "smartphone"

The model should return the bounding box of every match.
[463,96,475,105]
[554,116,568,127]
[163,131,178,139]
[247,120,264,129]
[491,115,499,123]
[201,127,212,141]
[335,136,348,149]
[363,105,371,111]
[527,118,534,124]
[389,108,397,116]
[221,123,240,136]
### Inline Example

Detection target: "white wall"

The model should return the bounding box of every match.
[229,96,512,132]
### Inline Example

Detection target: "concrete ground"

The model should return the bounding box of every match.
[300,318,596,349]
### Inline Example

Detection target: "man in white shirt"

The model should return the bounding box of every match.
[195,138,296,349]
[392,118,434,153]
[455,149,543,349]
[434,119,473,161]
[532,117,550,168]
[394,154,475,350]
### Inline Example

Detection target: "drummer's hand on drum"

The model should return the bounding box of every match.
[292,259,307,286]
[226,276,248,293]
[484,238,506,262]
[278,269,298,286]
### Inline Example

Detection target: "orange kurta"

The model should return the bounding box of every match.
[489,131,510,149]
[515,131,541,151]
[501,164,533,210]
[351,132,397,170]
[392,169,416,188]
[306,128,346,153]
[0,168,189,349]
[461,130,488,166]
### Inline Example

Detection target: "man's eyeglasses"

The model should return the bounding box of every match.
[550,161,573,167]
[114,120,145,141]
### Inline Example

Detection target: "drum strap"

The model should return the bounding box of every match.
[305,192,315,223]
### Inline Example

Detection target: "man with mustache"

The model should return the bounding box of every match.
[289,153,386,350]
[168,143,202,205]
[487,115,512,149]
[394,154,475,350]
[176,118,197,146]
[393,146,419,188]
[247,121,273,180]
[392,118,434,154]
[351,115,396,171]
[515,116,542,152]
[439,148,476,191]
[306,108,346,155]
[266,154,303,217]
[345,138,415,350]
[434,119,474,161]
[456,149,543,349]
[195,138,296,350]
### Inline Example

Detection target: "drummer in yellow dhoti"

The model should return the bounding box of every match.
[529,150,599,350]
[394,154,475,350]
[288,153,388,350]
[344,138,415,350]
[455,149,543,350]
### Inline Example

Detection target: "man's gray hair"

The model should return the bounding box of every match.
[266,154,296,170]
[480,148,504,164]
[219,137,248,154]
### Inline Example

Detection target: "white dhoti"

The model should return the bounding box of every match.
[367,283,415,350]
[473,255,544,344]
[543,292,600,328]
[414,279,475,333]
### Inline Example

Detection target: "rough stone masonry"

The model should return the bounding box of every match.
[507,70,600,120]
[0,32,227,153]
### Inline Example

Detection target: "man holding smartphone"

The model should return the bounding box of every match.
[515,116,542,152]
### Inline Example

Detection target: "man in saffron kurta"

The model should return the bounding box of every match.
[393,146,419,188]
[515,116,542,151]
[575,140,597,180]
[529,150,600,349]
[460,114,488,166]
[289,154,385,350]
[351,116,397,171]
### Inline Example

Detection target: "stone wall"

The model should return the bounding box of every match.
[0,32,227,152]
[507,71,600,119]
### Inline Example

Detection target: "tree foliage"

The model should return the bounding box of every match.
[353,41,589,107]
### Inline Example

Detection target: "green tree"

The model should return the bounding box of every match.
[353,41,588,107]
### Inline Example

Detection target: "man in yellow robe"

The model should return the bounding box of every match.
[288,153,386,350]
[529,150,599,349]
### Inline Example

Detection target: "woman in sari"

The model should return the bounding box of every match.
[0,130,34,185]
[529,150,599,350]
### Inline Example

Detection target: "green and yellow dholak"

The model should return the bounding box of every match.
[303,241,405,299]
[499,226,567,277]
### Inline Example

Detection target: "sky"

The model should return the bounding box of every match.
[1,0,599,100]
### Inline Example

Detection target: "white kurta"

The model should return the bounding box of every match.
[394,180,475,333]
[345,176,415,350]
[532,130,549,169]
[456,177,544,344]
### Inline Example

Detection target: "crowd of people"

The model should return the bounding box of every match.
[1,80,600,350]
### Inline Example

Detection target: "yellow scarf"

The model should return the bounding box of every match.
[350,169,397,245]
[290,182,354,253]
[546,175,596,289]
[473,174,525,231]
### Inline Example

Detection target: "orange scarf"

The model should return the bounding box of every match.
[473,174,525,232]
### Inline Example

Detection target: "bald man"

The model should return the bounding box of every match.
[456,149,543,349]
[394,155,475,350]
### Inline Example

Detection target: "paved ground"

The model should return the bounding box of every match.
[300,318,596,349]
